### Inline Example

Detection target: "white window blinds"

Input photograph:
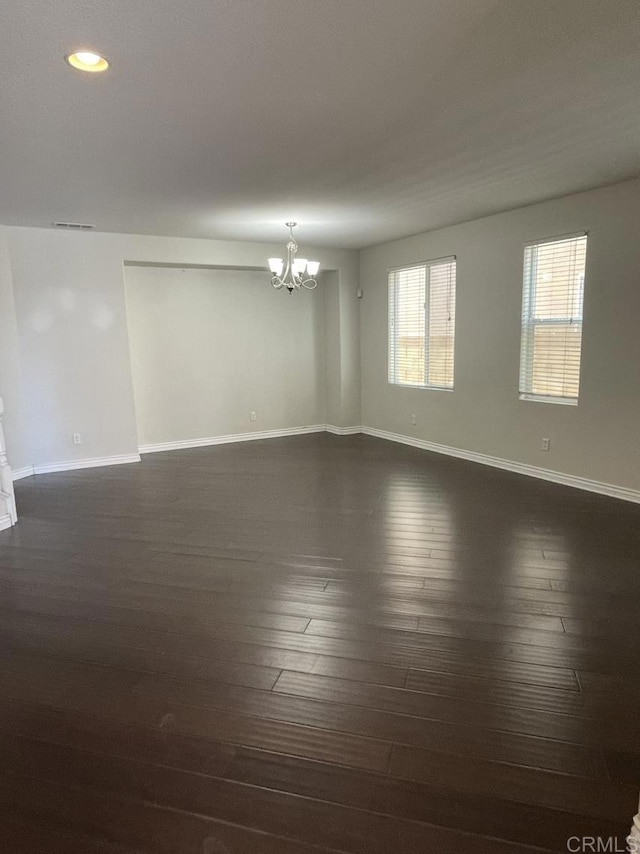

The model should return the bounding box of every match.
[519,234,587,404]
[388,257,456,389]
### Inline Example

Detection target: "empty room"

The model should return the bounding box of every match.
[1,1,640,852]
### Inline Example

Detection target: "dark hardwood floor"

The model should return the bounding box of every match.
[0,433,639,853]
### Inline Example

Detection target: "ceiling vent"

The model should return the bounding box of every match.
[53,221,95,230]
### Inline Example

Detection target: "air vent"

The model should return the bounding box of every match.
[53,221,95,230]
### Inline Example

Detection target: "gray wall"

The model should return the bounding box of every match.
[125,266,327,446]
[5,228,360,468]
[360,179,640,491]
[0,227,28,470]
[3,178,640,495]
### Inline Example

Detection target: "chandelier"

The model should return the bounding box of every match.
[268,223,320,293]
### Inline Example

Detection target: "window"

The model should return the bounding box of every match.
[519,234,587,404]
[388,257,456,389]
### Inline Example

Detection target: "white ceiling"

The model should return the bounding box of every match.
[1,0,639,249]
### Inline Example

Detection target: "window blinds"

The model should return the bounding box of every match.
[519,234,587,403]
[388,258,456,388]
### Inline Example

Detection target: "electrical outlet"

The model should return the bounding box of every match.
[410,414,416,425]
[72,432,82,445]
[250,410,257,422]
[541,437,550,452]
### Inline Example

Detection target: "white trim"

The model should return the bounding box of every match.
[12,427,639,504]
[0,513,13,532]
[519,394,577,406]
[388,382,454,392]
[388,255,456,273]
[12,466,35,481]
[139,426,327,455]
[524,230,587,248]
[361,427,640,504]
[33,454,141,475]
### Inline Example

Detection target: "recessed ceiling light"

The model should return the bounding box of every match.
[65,50,109,73]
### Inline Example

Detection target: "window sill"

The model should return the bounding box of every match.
[519,394,578,406]
[389,382,454,392]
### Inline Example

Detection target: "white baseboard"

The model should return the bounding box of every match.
[33,454,141,475]
[12,466,35,481]
[0,513,13,532]
[139,425,328,455]
[362,427,640,504]
[18,428,362,473]
[22,425,635,504]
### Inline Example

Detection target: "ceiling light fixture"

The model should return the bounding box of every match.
[65,50,109,73]
[268,223,320,294]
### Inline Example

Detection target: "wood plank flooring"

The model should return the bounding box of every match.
[1,433,639,852]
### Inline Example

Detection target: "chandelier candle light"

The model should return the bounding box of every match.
[268,223,320,293]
